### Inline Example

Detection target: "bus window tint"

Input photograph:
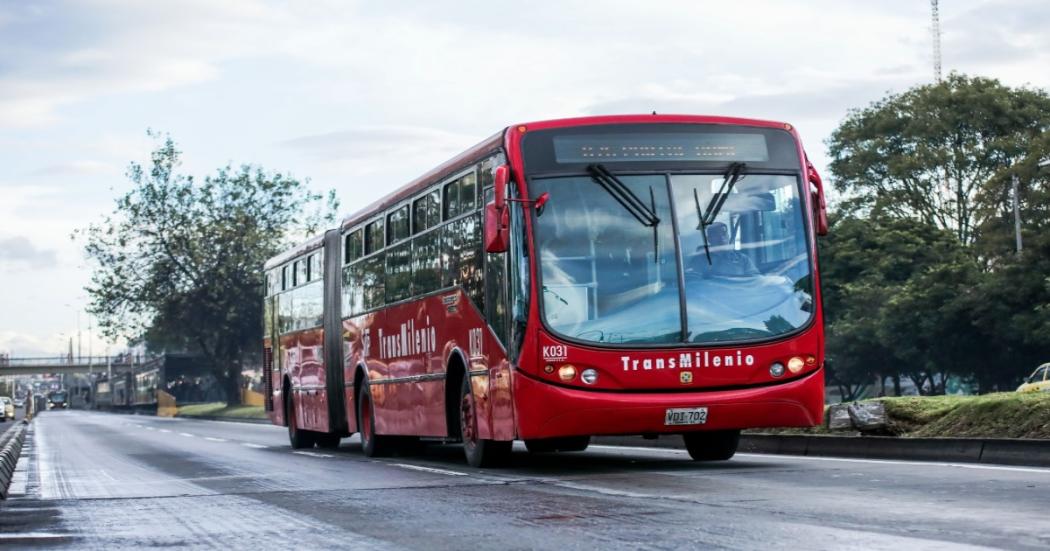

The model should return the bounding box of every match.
[294,260,306,287]
[444,171,478,219]
[442,213,484,311]
[385,242,412,302]
[412,229,442,294]
[365,219,385,255]
[343,262,364,316]
[387,206,409,245]
[413,191,440,234]
[361,255,385,310]
[344,229,363,264]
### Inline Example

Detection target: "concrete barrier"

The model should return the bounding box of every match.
[0,420,28,500]
[596,433,1050,467]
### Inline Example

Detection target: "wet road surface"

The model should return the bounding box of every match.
[2,410,1048,549]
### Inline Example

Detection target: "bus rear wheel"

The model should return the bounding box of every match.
[459,377,511,468]
[524,436,591,453]
[683,430,740,461]
[358,384,391,457]
[286,392,315,449]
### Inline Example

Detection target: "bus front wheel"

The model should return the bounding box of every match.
[683,430,740,461]
[459,377,511,468]
[358,384,391,457]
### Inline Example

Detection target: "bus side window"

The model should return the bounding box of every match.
[365,219,384,255]
[413,191,440,234]
[385,205,412,302]
[443,212,483,312]
[345,229,363,264]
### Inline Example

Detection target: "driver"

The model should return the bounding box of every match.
[692,222,759,277]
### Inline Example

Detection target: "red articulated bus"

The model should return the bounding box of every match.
[262,114,829,467]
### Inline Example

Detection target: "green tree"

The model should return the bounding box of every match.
[828,74,1050,246]
[79,134,337,403]
[819,215,979,397]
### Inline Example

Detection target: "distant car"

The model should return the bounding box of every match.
[1017,363,1050,393]
[13,397,24,408]
[47,390,69,410]
[0,397,13,420]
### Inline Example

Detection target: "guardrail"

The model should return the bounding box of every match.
[0,420,28,499]
[0,355,142,367]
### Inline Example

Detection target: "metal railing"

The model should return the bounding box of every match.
[0,355,146,368]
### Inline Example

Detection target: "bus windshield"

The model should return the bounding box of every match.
[530,172,813,345]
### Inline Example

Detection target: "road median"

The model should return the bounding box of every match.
[0,420,29,499]
[593,433,1050,467]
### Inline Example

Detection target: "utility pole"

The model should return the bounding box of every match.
[931,0,942,82]
[1012,174,1022,255]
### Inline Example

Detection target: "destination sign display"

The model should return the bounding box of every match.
[552,133,769,163]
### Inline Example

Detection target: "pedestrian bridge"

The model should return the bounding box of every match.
[0,356,143,376]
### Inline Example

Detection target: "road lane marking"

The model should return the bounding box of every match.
[392,463,469,476]
[178,432,195,438]
[204,437,227,442]
[158,429,171,433]
[144,426,156,430]
[292,451,334,458]
[241,443,268,449]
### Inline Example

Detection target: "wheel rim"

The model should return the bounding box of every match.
[460,388,477,448]
[361,392,373,445]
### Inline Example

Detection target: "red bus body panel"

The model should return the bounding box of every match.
[265,114,825,443]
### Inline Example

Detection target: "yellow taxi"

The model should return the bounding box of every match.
[0,397,13,420]
[1017,363,1050,393]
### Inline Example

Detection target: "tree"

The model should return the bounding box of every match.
[819,215,980,397]
[828,74,1050,246]
[79,134,337,403]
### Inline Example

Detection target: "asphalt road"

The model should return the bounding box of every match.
[2,411,1048,550]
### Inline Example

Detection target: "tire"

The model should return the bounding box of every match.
[459,376,512,468]
[315,433,342,449]
[358,383,391,457]
[524,436,591,453]
[683,430,740,461]
[286,391,315,449]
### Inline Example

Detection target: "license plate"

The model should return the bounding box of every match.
[664,407,708,426]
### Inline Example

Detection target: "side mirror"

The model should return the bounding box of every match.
[807,160,829,236]
[493,165,509,210]
[484,200,509,253]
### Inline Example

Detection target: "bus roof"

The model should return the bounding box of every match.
[264,114,797,269]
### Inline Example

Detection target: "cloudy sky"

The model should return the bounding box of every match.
[1,0,1047,356]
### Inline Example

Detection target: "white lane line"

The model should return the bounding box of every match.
[144,426,156,431]
[241,443,268,449]
[736,452,1050,475]
[392,463,469,476]
[292,451,334,458]
[158,429,171,433]
[178,432,195,438]
[203,437,227,442]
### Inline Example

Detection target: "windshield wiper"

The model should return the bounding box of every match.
[587,164,660,227]
[695,162,746,265]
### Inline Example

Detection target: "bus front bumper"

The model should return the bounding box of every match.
[513,368,824,439]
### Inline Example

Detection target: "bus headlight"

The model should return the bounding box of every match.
[769,363,785,378]
[787,357,805,374]
[581,369,598,385]
[558,365,577,382]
